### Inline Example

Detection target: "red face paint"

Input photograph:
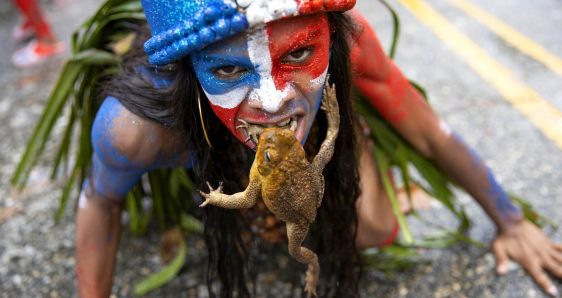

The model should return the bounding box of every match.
[193,14,331,149]
[268,15,330,91]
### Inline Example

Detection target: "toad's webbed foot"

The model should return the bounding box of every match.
[199,180,260,209]
[304,259,320,298]
[199,181,224,207]
[320,77,339,121]
[313,79,340,171]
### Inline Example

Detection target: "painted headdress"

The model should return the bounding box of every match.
[141,0,356,65]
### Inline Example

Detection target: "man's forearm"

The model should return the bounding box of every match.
[76,183,123,297]
[346,9,523,232]
[429,132,523,232]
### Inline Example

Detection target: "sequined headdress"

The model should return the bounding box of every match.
[141,0,356,65]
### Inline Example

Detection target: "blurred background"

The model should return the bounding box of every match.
[0,0,561,297]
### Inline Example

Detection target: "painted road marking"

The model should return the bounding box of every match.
[398,0,562,150]
[449,0,562,77]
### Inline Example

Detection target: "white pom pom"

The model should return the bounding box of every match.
[236,0,253,8]
[268,0,285,16]
[284,0,298,15]
[246,7,266,25]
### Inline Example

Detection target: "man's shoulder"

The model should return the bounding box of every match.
[92,96,187,170]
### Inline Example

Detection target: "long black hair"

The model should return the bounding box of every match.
[103,11,361,297]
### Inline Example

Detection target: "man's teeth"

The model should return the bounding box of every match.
[290,118,297,131]
[242,118,298,145]
[277,118,291,127]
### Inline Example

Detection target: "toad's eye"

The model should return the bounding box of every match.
[265,151,271,162]
[214,65,246,79]
[284,47,312,64]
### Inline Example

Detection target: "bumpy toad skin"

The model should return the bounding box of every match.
[200,81,339,297]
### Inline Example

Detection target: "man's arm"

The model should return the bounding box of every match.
[349,10,522,231]
[76,183,124,298]
[76,97,186,297]
[349,11,562,296]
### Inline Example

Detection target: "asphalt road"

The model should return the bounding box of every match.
[0,0,561,297]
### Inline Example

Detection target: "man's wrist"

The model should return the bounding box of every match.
[496,206,525,233]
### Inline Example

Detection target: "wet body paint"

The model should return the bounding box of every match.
[350,12,409,124]
[91,97,146,198]
[455,133,522,222]
[90,97,189,199]
[485,168,522,220]
[191,14,330,148]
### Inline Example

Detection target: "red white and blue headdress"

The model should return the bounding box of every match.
[141,0,356,65]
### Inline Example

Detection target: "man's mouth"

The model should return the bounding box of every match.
[236,117,299,146]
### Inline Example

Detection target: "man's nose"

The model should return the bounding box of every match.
[247,82,297,113]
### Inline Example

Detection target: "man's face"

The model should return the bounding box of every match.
[191,13,331,150]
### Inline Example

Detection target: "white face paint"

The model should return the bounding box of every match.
[247,25,292,113]
[200,25,308,113]
[310,67,329,89]
[202,87,249,109]
[190,13,332,149]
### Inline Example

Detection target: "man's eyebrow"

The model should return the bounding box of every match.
[285,28,322,50]
[195,54,250,64]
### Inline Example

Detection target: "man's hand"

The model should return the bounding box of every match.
[493,220,562,297]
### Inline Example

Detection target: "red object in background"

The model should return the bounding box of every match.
[12,0,55,41]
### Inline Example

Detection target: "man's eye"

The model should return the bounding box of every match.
[215,65,246,78]
[284,48,312,63]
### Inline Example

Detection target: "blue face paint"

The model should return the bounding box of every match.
[191,53,260,97]
[190,16,331,150]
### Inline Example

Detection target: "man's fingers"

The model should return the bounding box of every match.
[492,242,510,275]
[550,248,562,264]
[553,243,562,252]
[545,256,562,279]
[526,263,558,297]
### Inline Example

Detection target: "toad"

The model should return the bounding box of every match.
[199,80,340,297]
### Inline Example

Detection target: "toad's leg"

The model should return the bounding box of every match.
[312,81,340,171]
[199,178,261,209]
[286,221,319,298]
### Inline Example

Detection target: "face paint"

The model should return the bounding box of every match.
[191,13,331,149]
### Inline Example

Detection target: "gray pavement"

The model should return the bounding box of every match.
[0,0,561,297]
